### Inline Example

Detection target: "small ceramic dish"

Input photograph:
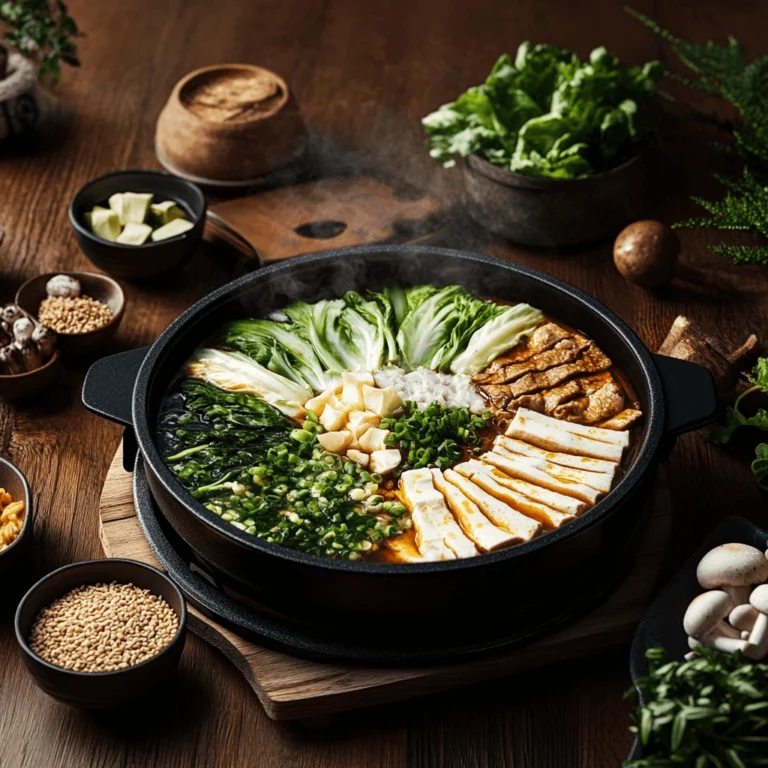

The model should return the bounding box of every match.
[69,170,206,280]
[0,457,32,576]
[15,558,187,708]
[626,516,768,762]
[16,272,125,356]
[462,151,649,248]
[0,349,61,401]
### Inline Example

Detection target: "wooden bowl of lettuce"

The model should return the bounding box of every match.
[423,44,663,247]
[69,170,206,280]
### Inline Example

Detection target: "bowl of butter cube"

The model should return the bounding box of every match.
[69,170,207,280]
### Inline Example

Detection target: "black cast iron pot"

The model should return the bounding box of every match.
[83,246,716,644]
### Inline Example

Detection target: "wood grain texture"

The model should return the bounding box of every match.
[0,0,766,765]
[206,177,444,261]
[99,447,671,722]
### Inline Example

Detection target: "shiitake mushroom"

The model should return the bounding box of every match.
[613,220,680,289]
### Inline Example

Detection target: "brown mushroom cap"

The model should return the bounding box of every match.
[696,543,768,590]
[613,220,679,289]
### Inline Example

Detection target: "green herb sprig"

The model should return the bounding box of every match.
[382,401,489,473]
[625,647,768,767]
[0,0,80,83]
[712,358,768,488]
[629,9,768,264]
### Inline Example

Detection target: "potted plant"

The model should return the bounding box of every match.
[0,0,80,142]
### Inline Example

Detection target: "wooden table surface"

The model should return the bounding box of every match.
[1,1,766,766]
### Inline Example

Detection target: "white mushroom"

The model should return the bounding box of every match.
[684,591,746,652]
[13,317,34,344]
[730,603,759,633]
[696,543,768,605]
[45,274,81,299]
[746,584,768,660]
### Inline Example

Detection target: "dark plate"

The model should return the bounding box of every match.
[134,455,648,665]
[626,516,768,762]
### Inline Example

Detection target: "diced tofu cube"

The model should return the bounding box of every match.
[346,449,369,467]
[305,387,338,417]
[347,410,381,429]
[362,385,402,417]
[349,421,374,439]
[319,405,347,432]
[317,430,352,454]
[369,449,401,475]
[358,427,390,453]
[340,372,369,409]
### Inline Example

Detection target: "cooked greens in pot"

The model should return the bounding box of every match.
[158,284,643,562]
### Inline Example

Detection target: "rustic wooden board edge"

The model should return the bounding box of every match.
[99,447,670,721]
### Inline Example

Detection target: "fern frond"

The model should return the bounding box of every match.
[628,7,768,264]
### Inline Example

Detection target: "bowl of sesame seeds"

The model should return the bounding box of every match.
[16,272,125,356]
[14,558,186,708]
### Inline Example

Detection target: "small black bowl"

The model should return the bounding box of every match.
[0,457,32,577]
[15,558,187,708]
[69,170,206,280]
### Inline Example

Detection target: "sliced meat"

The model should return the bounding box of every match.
[542,380,583,412]
[474,323,574,382]
[473,337,591,386]
[553,381,625,424]
[599,408,643,430]
[504,344,613,398]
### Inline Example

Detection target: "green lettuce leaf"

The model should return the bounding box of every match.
[752,443,768,489]
[221,318,336,393]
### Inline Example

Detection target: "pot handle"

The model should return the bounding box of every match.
[82,347,149,471]
[651,353,718,436]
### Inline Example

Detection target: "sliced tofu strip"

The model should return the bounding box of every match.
[515,407,629,447]
[456,462,586,529]
[381,534,425,563]
[482,451,602,506]
[495,435,618,475]
[461,458,587,517]
[506,411,624,463]
[443,469,541,543]
[400,469,476,559]
[493,444,614,493]
[430,469,517,552]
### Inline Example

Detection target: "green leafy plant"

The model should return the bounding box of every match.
[625,647,768,767]
[630,9,768,264]
[713,357,768,489]
[422,42,662,179]
[0,0,80,84]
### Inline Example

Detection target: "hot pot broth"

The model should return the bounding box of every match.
[157,284,642,563]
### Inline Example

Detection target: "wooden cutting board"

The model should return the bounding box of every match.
[100,446,671,722]
[204,177,444,263]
